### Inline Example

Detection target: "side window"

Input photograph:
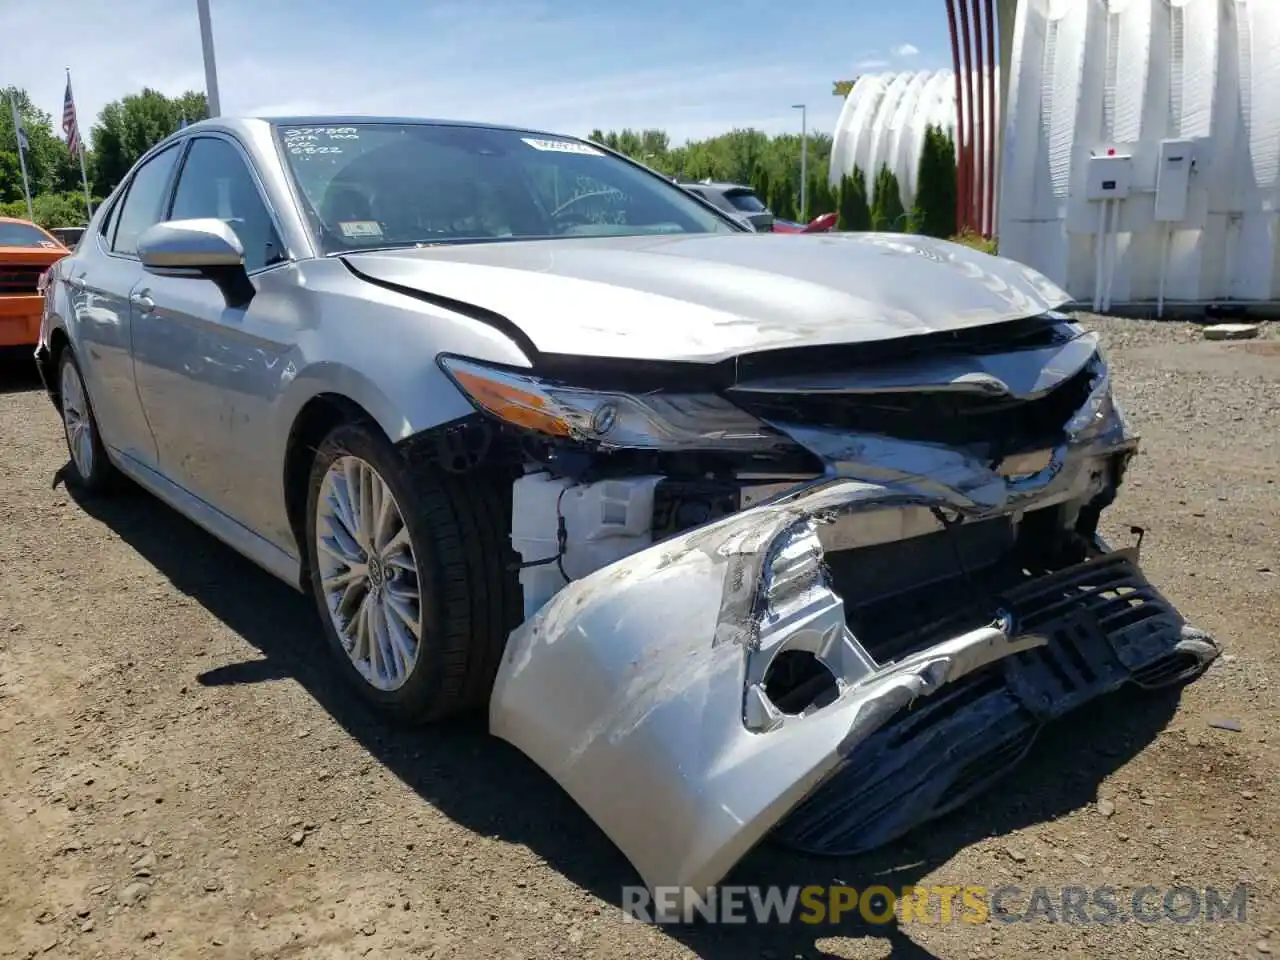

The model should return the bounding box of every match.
[98,194,122,248]
[112,145,181,257]
[169,137,285,272]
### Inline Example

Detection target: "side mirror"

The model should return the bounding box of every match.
[138,218,255,308]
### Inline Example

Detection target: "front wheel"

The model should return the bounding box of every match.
[303,422,521,724]
[58,347,118,494]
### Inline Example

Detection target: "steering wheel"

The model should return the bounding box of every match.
[551,212,598,233]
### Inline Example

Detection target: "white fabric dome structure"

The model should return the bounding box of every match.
[829,67,999,220]
[829,0,1015,236]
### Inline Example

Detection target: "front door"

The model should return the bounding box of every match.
[129,134,293,535]
[69,142,184,468]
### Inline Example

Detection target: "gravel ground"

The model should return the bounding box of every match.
[0,316,1276,960]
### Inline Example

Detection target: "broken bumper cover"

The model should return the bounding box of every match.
[490,491,1218,901]
[488,360,1219,903]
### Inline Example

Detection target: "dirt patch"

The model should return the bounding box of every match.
[0,318,1277,959]
[1238,340,1280,358]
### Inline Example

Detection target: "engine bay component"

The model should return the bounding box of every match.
[510,472,664,618]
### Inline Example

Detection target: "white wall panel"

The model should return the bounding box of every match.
[998,0,1280,307]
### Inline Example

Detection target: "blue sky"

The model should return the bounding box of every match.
[10,0,951,146]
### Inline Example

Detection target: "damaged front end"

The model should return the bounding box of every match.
[475,313,1219,902]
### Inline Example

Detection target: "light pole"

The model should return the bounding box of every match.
[793,104,807,222]
[196,0,221,116]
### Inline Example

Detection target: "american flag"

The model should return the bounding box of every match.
[62,73,81,158]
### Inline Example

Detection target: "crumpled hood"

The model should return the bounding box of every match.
[342,232,1071,363]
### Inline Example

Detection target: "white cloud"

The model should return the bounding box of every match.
[5,0,850,149]
[891,43,921,57]
[854,59,891,71]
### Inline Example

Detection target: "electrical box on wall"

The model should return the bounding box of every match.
[1085,154,1134,201]
[1154,139,1196,222]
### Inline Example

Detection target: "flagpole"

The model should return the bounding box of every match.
[9,94,35,222]
[196,0,222,116]
[65,69,94,220]
[77,141,94,220]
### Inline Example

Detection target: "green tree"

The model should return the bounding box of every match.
[769,177,796,221]
[807,172,836,217]
[871,165,906,232]
[589,125,833,203]
[0,86,88,206]
[751,164,771,211]
[90,88,207,194]
[908,125,958,238]
[0,191,104,229]
[837,171,871,231]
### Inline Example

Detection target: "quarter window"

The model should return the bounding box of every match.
[169,137,285,272]
[111,145,181,257]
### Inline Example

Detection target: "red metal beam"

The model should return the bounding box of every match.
[970,0,987,238]
[984,0,999,237]
[956,0,978,233]
[944,0,970,234]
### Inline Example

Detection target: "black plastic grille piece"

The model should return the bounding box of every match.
[772,554,1211,856]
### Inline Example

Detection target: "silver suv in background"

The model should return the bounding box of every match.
[677,179,775,231]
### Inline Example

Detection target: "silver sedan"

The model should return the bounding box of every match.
[37,116,1218,907]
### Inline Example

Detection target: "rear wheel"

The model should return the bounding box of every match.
[58,347,118,494]
[304,421,521,723]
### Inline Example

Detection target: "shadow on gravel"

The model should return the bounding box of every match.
[0,347,43,394]
[68,478,1187,960]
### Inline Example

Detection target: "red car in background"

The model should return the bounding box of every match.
[0,217,68,349]
[675,180,838,233]
[771,211,839,233]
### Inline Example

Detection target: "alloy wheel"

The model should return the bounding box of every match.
[60,359,95,480]
[314,455,423,691]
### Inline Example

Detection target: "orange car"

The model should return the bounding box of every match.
[0,217,68,348]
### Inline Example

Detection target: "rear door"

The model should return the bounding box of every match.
[66,143,184,468]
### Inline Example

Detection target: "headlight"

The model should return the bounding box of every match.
[440,356,788,452]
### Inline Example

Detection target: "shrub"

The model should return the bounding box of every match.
[870,165,906,232]
[837,171,871,231]
[950,229,998,255]
[909,125,958,238]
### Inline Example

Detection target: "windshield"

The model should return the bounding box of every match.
[725,189,768,214]
[0,221,60,249]
[276,122,743,253]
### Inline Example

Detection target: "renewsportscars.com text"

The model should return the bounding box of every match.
[622,883,1254,926]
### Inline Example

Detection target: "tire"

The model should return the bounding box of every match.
[57,347,118,494]
[304,420,522,724]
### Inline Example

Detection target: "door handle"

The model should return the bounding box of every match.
[130,291,156,313]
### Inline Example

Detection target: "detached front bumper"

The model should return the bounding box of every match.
[489,474,1219,903]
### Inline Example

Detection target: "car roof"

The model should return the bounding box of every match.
[175,115,586,142]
